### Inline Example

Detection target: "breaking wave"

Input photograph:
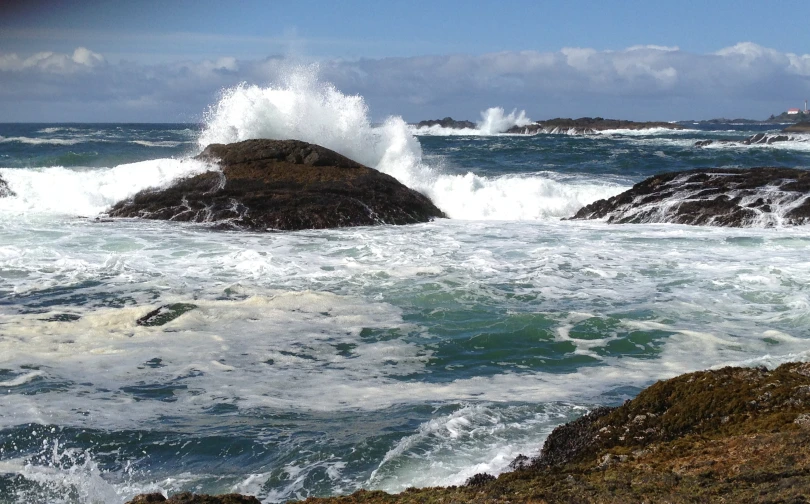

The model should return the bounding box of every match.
[197,69,617,220]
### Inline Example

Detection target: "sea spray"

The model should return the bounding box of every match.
[0,158,216,217]
[410,107,533,136]
[198,70,619,220]
[476,107,532,135]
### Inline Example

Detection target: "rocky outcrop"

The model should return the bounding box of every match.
[570,167,810,227]
[507,117,683,135]
[128,361,810,503]
[784,122,810,133]
[127,492,260,504]
[414,117,476,130]
[0,175,14,198]
[695,132,806,147]
[107,139,446,231]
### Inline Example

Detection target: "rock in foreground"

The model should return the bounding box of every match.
[571,167,810,227]
[128,362,810,503]
[107,139,446,231]
[127,492,260,504]
[507,117,683,135]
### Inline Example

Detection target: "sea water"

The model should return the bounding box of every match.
[1,72,810,503]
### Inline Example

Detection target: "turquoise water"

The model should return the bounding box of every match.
[1,108,810,503]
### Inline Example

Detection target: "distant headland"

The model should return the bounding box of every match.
[413,116,684,135]
[505,117,683,135]
[681,107,810,126]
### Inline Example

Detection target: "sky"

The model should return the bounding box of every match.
[1,0,809,122]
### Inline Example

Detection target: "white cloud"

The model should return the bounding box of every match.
[71,47,105,67]
[0,43,808,122]
[0,46,104,73]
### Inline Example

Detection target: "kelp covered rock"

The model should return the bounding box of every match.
[127,362,810,503]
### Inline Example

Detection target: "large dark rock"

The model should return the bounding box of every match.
[107,139,446,231]
[0,175,14,198]
[570,167,810,227]
[507,117,683,135]
[414,117,476,130]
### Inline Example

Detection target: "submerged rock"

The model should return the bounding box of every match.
[414,117,476,129]
[0,175,14,198]
[570,167,810,227]
[107,139,446,231]
[507,117,683,135]
[136,303,198,327]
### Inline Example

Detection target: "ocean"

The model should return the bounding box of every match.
[1,76,810,503]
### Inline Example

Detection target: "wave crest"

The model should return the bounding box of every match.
[196,69,610,220]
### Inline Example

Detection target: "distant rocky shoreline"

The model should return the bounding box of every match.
[414,117,476,129]
[412,116,685,135]
[505,117,684,135]
[127,361,810,503]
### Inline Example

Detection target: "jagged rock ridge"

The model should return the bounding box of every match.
[107,139,446,231]
[571,167,810,227]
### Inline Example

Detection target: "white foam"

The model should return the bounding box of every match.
[429,171,623,220]
[596,127,698,136]
[0,370,44,387]
[0,136,86,146]
[197,70,612,220]
[0,158,218,217]
[368,403,578,492]
[130,140,186,148]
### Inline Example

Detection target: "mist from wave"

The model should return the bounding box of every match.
[196,69,619,220]
[410,108,533,136]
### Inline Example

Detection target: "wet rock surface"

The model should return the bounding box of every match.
[107,139,446,231]
[136,303,198,327]
[695,132,807,147]
[570,167,810,227]
[126,492,260,504]
[128,362,810,503]
[414,117,476,129]
[507,117,683,135]
[0,175,14,198]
